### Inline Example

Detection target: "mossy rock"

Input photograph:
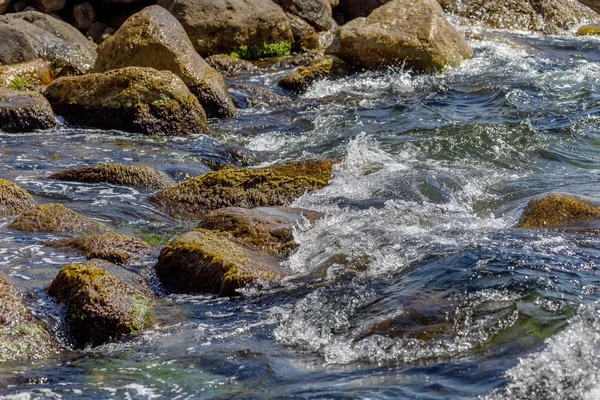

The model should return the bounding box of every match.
[278,55,348,94]
[0,87,57,133]
[0,274,57,362]
[0,178,36,218]
[155,229,287,296]
[46,233,153,265]
[206,54,256,76]
[49,163,175,190]
[149,159,335,220]
[9,203,110,234]
[0,59,54,90]
[576,24,600,36]
[516,193,600,228]
[47,262,153,348]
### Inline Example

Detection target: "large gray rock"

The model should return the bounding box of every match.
[0,23,38,65]
[329,0,472,71]
[0,88,56,133]
[44,67,209,135]
[93,5,234,118]
[157,0,294,58]
[438,0,600,34]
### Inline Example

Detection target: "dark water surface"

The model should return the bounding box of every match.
[2,28,600,399]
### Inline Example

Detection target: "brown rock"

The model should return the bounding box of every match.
[230,83,289,108]
[273,0,335,50]
[9,203,110,233]
[278,55,348,93]
[205,54,256,76]
[0,59,53,89]
[579,0,600,14]
[0,23,38,65]
[330,0,472,71]
[0,87,56,133]
[516,193,600,228]
[71,2,95,30]
[0,177,36,218]
[336,0,390,22]
[46,233,153,264]
[29,0,64,14]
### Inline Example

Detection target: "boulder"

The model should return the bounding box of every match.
[0,87,57,133]
[47,261,153,348]
[49,163,175,190]
[3,11,97,71]
[205,54,256,76]
[576,23,600,35]
[149,159,335,219]
[0,59,54,90]
[157,0,294,58]
[9,203,110,233]
[197,206,320,256]
[93,5,235,118]
[278,55,348,93]
[43,67,209,135]
[0,178,36,218]
[272,0,335,50]
[329,0,472,71]
[0,274,57,362]
[335,0,391,22]
[230,83,289,108]
[46,233,153,264]
[71,2,95,31]
[155,228,288,296]
[516,193,600,228]
[0,23,38,65]
[438,0,600,35]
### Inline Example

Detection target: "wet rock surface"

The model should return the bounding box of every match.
[230,83,289,108]
[0,59,54,90]
[205,54,256,76]
[46,233,153,264]
[0,178,36,218]
[516,193,600,228]
[0,87,57,133]
[278,55,347,93]
[9,203,110,233]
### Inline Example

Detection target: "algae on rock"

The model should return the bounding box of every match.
[46,233,153,264]
[9,203,110,234]
[0,178,36,218]
[516,193,600,228]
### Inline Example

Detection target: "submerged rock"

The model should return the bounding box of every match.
[278,55,347,93]
[157,0,293,58]
[43,67,209,135]
[49,163,175,190]
[149,159,335,219]
[0,59,54,90]
[197,206,320,256]
[48,261,153,348]
[576,23,600,35]
[230,83,289,108]
[205,54,256,76]
[516,193,600,229]
[329,0,472,71]
[0,274,58,362]
[93,6,235,118]
[0,178,36,218]
[438,0,600,35]
[46,233,153,264]
[155,228,287,296]
[0,88,56,133]
[9,203,109,234]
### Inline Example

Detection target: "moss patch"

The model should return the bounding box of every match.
[149,159,335,220]
[0,178,36,218]
[576,24,600,36]
[46,233,153,264]
[516,193,600,228]
[9,204,110,234]
[230,42,291,60]
[48,262,153,348]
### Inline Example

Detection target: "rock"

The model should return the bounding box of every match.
[44,67,209,135]
[46,233,153,265]
[197,206,320,256]
[0,274,57,362]
[9,203,110,233]
[335,0,390,22]
[149,159,335,220]
[205,54,256,76]
[47,261,153,348]
[85,21,108,43]
[4,11,97,71]
[579,0,600,14]
[576,23,600,35]
[272,0,335,50]
[49,163,175,190]
[439,0,600,35]
[329,0,472,71]
[516,193,600,228]
[93,6,235,118]
[157,0,294,58]
[278,55,348,93]
[155,229,288,296]
[0,178,35,218]
[0,88,57,133]
[0,23,38,65]
[71,2,95,31]
[29,0,64,14]
[230,83,289,108]
[0,59,53,90]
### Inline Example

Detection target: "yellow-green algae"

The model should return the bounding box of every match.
[149,159,335,220]
[155,229,285,296]
[48,262,153,348]
[49,163,175,190]
[516,193,600,228]
[0,178,36,218]
[9,203,110,234]
[576,24,600,36]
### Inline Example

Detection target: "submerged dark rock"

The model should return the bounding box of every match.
[230,83,289,108]
[0,178,36,218]
[9,203,110,234]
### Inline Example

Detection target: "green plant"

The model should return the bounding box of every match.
[230,41,291,60]
[9,76,28,91]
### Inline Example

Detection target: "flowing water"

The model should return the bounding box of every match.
[2,28,600,399]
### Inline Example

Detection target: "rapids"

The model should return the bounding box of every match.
[2,28,600,399]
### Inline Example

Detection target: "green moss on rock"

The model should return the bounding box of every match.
[516,193,600,228]
[46,233,153,264]
[155,229,287,296]
[149,159,335,220]
[230,41,291,60]
[47,262,153,348]
[9,203,110,234]
[0,178,36,218]
[576,24,600,36]
[49,163,175,190]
